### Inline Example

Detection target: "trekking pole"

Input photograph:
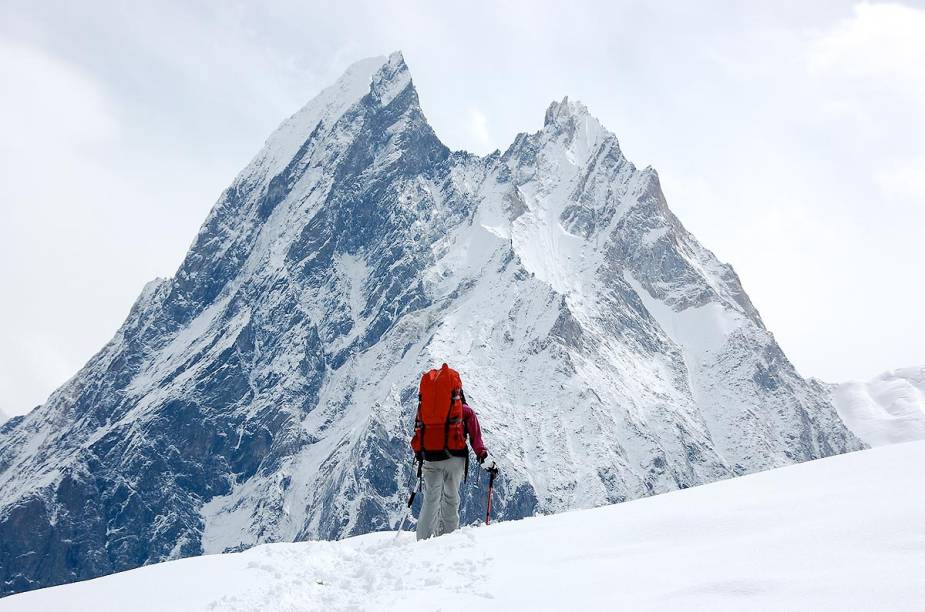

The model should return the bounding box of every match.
[484,463,499,525]
[395,457,423,539]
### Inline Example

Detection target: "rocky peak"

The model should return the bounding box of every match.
[369,51,412,107]
[544,95,591,127]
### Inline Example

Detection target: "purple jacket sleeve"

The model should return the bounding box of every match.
[463,404,487,459]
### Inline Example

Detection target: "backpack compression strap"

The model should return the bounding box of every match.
[415,393,424,450]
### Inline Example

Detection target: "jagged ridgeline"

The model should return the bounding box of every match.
[0,52,863,597]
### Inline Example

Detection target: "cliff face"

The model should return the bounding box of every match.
[0,52,862,597]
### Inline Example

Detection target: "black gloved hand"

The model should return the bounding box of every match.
[415,451,423,463]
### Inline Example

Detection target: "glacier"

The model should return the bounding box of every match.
[0,51,863,597]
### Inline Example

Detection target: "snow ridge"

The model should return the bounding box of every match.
[833,366,925,446]
[0,51,863,597]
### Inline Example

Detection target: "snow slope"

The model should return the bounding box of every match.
[4,443,922,612]
[833,367,925,446]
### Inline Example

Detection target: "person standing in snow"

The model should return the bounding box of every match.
[410,364,490,540]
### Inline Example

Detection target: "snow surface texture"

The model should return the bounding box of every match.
[833,367,925,446]
[4,442,922,612]
[0,51,863,596]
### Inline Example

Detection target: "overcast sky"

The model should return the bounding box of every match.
[1,1,923,417]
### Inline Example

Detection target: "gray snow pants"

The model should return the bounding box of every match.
[416,456,466,541]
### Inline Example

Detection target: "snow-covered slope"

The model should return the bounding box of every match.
[4,443,922,612]
[0,409,7,426]
[0,51,863,596]
[833,367,925,446]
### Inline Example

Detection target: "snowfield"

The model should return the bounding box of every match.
[3,442,922,611]
[833,367,925,447]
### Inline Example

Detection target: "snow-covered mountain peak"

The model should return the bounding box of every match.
[370,51,412,107]
[237,52,418,189]
[544,95,590,126]
[538,96,612,166]
[0,51,864,598]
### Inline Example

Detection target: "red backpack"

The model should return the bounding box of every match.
[411,363,466,454]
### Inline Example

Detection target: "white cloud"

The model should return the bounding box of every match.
[0,39,121,415]
[808,2,925,211]
[465,107,494,154]
[876,157,925,201]
[811,2,925,86]
[0,39,116,148]
[0,36,239,416]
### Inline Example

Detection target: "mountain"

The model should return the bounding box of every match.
[0,409,7,426]
[0,51,863,597]
[833,367,925,446]
[4,441,920,611]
